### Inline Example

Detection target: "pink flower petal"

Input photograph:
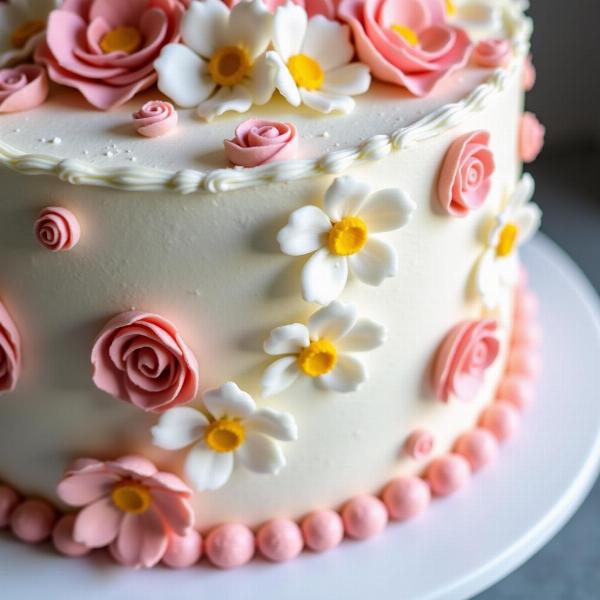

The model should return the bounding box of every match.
[112,510,169,568]
[108,455,158,478]
[150,489,194,536]
[57,472,120,507]
[74,496,123,548]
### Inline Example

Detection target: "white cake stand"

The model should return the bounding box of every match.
[1,234,599,600]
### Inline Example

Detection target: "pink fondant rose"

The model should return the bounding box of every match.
[133,100,177,138]
[57,456,194,568]
[473,38,511,68]
[91,311,199,412]
[338,0,472,96]
[35,0,186,111]
[34,207,81,252]
[225,0,335,17]
[432,319,500,402]
[0,301,21,395]
[0,64,48,113]
[520,112,545,163]
[224,119,299,168]
[437,130,495,217]
[522,54,536,91]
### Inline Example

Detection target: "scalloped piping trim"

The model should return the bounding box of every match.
[0,11,532,195]
[0,279,542,568]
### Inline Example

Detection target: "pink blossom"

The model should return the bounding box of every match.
[0,301,21,395]
[520,112,545,163]
[0,64,48,113]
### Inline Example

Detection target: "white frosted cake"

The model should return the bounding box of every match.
[0,0,544,569]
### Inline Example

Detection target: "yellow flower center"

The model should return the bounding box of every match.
[445,0,457,17]
[297,340,338,377]
[100,26,142,55]
[204,418,246,453]
[11,20,45,49]
[288,54,324,91]
[496,223,519,257]
[111,482,152,514]
[208,45,252,87]
[328,216,368,256]
[391,25,420,47]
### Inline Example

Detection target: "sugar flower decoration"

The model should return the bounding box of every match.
[520,112,545,164]
[446,0,502,36]
[57,456,194,569]
[0,300,21,395]
[262,301,386,397]
[34,206,81,252]
[0,0,59,68]
[225,0,336,19]
[475,174,541,309]
[0,64,48,113]
[278,176,416,305]
[155,0,275,121]
[133,100,178,138]
[473,38,511,68]
[152,382,298,491]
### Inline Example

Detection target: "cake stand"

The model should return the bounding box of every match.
[1,233,599,600]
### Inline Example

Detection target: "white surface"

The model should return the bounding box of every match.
[1,233,599,600]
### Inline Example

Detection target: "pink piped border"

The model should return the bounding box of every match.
[0,275,542,569]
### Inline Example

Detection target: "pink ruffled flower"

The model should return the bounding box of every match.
[437,130,495,217]
[35,0,186,111]
[34,207,81,252]
[224,119,299,168]
[338,0,472,97]
[133,100,177,137]
[225,0,335,18]
[520,112,545,163]
[0,64,48,113]
[522,54,536,92]
[473,38,511,68]
[0,301,21,395]
[432,319,500,402]
[91,311,199,412]
[57,456,194,568]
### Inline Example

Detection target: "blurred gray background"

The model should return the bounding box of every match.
[478,1,600,598]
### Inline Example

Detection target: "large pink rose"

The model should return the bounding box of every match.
[437,130,495,217]
[0,301,21,395]
[35,0,186,110]
[338,0,472,96]
[431,319,500,402]
[91,311,199,412]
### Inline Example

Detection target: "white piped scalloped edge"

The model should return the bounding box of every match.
[0,8,531,196]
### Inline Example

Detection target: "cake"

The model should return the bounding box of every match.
[0,0,545,569]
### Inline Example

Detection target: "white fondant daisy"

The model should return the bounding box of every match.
[278,176,416,305]
[0,0,59,68]
[446,0,502,35]
[155,0,276,121]
[266,2,371,114]
[262,301,386,397]
[152,382,297,491]
[475,173,541,309]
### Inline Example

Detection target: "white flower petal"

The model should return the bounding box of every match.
[515,203,542,246]
[196,85,253,121]
[203,382,256,420]
[181,0,228,59]
[266,51,301,107]
[337,318,386,352]
[359,188,416,232]
[324,176,371,222]
[277,205,332,256]
[244,408,298,441]
[261,356,300,398]
[308,301,357,342]
[321,63,371,96]
[511,173,535,209]
[155,44,215,108]
[301,15,354,71]
[236,432,286,474]
[264,323,310,356]
[476,248,501,309]
[498,253,520,287]
[185,442,234,491]
[273,1,307,62]
[299,88,356,114]
[318,354,367,393]
[348,238,398,286]
[225,0,273,59]
[302,248,349,305]
[248,54,277,105]
[151,407,208,451]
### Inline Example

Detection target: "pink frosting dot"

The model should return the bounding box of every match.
[427,454,471,497]
[52,514,90,557]
[341,495,388,540]
[405,429,435,460]
[497,374,535,411]
[256,519,303,562]
[0,485,20,528]
[205,523,255,569]
[301,510,344,553]
[133,100,178,138]
[508,348,542,380]
[455,428,499,471]
[515,289,540,320]
[162,529,203,569]
[383,477,431,521]
[10,499,56,543]
[512,319,543,349]
[481,401,520,442]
